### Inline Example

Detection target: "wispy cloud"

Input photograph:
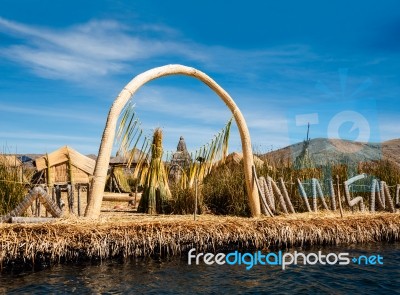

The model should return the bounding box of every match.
[201,44,317,73]
[0,17,319,84]
[0,17,205,80]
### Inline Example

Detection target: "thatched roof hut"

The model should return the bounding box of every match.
[107,148,147,193]
[35,146,95,186]
[110,148,144,167]
[214,152,265,170]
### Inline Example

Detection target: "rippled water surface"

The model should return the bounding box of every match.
[1,243,399,294]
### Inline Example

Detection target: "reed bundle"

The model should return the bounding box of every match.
[137,128,171,214]
[1,212,399,270]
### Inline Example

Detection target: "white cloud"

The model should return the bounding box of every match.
[0,16,396,158]
[0,17,319,83]
[0,17,206,80]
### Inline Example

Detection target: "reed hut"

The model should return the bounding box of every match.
[107,148,146,193]
[33,146,95,215]
[216,152,264,168]
[35,146,95,186]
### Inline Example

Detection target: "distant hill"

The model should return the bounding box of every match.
[261,138,400,167]
[382,139,400,167]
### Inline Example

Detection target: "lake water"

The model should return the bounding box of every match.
[1,243,399,294]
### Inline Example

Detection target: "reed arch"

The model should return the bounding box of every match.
[84,64,261,218]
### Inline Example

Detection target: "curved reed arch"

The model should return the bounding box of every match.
[85,64,261,218]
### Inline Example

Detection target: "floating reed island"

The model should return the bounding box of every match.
[1,65,400,271]
[1,212,399,270]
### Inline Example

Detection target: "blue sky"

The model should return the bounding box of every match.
[0,0,399,156]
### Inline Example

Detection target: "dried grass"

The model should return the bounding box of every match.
[1,211,399,269]
[0,156,26,215]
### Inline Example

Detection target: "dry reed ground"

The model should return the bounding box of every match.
[1,210,399,269]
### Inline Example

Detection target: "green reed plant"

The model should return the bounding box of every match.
[169,183,203,214]
[202,162,250,216]
[0,158,26,215]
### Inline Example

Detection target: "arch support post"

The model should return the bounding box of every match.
[84,64,261,218]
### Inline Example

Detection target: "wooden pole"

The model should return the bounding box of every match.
[45,153,52,188]
[134,184,138,208]
[52,186,56,202]
[109,169,113,192]
[77,184,81,216]
[103,193,138,202]
[67,184,73,213]
[56,185,62,209]
[336,175,343,218]
[86,183,90,204]
[11,217,59,224]
[67,155,75,214]
[35,197,40,217]
[45,186,48,217]
[194,179,198,221]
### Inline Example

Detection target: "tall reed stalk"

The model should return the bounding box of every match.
[0,156,26,215]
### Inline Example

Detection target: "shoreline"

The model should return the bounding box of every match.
[1,212,399,271]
